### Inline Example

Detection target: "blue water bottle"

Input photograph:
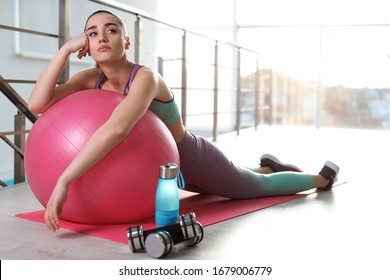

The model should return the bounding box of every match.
[155,163,182,227]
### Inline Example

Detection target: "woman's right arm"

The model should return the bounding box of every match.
[28,33,91,114]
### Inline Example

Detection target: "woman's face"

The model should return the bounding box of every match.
[85,12,130,64]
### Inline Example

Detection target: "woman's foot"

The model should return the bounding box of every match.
[317,161,340,190]
[260,154,303,173]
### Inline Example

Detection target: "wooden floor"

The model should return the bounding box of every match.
[1,126,389,279]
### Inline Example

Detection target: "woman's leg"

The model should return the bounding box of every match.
[177,132,334,199]
[247,154,302,174]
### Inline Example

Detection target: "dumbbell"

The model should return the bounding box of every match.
[127,212,204,258]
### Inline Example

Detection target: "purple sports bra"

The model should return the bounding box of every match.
[95,64,142,95]
[95,64,180,126]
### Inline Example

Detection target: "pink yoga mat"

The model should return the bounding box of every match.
[17,192,305,245]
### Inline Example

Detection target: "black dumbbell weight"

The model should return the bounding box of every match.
[127,212,204,255]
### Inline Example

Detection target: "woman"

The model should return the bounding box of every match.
[28,10,339,232]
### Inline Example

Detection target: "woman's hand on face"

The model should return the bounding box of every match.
[64,33,90,59]
[44,182,69,232]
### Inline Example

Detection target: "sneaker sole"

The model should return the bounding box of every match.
[324,161,340,174]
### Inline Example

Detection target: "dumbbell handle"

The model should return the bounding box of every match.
[143,223,184,244]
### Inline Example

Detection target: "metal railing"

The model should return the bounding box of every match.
[0,77,38,185]
[0,0,264,186]
[0,0,70,186]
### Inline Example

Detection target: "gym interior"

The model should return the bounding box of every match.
[1,1,389,279]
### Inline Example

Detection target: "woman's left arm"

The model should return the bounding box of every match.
[45,68,160,231]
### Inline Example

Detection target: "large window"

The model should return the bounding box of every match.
[236,0,390,129]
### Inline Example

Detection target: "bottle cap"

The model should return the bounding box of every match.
[159,164,177,179]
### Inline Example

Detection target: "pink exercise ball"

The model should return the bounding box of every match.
[24,89,180,224]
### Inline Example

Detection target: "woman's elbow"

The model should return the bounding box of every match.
[28,101,51,114]
[27,102,45,115]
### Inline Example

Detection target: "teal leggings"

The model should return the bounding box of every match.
[177,131,314,199]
